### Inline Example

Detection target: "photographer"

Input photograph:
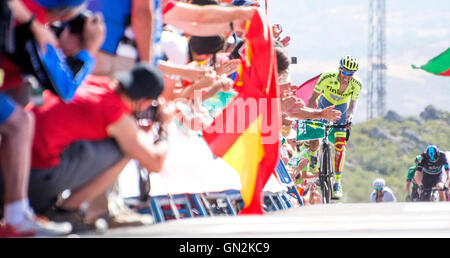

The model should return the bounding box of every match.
[1,0,105,105]
[0,0,74,237]
[0,63,173,233]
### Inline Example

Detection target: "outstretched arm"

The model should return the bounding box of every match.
[164,2,255,24]
[163,2,254,36]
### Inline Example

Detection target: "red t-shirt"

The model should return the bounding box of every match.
[31,75,131,169]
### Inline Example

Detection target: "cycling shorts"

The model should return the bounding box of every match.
[0,93,16,124]
[422,172,445,189]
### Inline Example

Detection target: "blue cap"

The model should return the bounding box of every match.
[232,0,259,6]
[36,0,88,9]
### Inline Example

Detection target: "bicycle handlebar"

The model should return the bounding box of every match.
[324,120,352,129]
[420,185,449,191]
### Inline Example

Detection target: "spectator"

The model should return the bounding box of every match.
[0,0,73,237]
[87,0,155,75]
[276,47,341,123]
[1,0,104,106]
[0,63,173,232]
[7,10,105,104]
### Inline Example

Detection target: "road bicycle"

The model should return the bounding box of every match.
[318,121,352,204]
[419,185,448,202]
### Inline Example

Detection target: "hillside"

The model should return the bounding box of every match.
[342,105,450,203]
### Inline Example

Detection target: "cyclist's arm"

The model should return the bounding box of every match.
[445,164,450,186]
[308,73,327,108]
[406,180,411,196]
[346,99,358,121]
[307,91,321,109]
[414,167,423,187]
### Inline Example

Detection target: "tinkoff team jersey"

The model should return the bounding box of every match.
[313,70,362,106]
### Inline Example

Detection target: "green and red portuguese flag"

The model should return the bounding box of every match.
[202,10,280,215]
[412,48,450,76]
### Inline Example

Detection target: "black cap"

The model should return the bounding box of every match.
[115,63,164,100]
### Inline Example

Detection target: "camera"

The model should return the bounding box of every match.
[291,56,298,64]
[67,10,93,35]
[135,100,159,127]
[51,10,93,37]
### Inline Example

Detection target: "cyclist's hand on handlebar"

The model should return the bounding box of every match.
[321,106,341,123]
[436,182,445,190]
[346,113,354,123]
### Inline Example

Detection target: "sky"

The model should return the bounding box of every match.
[265,0,450,123]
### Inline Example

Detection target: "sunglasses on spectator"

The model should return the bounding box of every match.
[375,187,383,191]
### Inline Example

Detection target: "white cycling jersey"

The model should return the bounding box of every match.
[370,187,396,203]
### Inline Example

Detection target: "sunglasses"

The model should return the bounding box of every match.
[340,69,355,76]
[375,187,383,191]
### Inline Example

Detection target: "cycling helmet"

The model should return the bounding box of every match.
[340,55,359,72]
[425,145,439,162]
[414,155,422,164]
[373,178,385,190]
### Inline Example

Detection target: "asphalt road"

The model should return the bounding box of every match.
[78,202,450,238]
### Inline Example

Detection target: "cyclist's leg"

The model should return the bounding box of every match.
[421,173,436,201]
[436,172,446,201]
[331,104,348,197]
[411,184,420,201]
[309,96,332,173]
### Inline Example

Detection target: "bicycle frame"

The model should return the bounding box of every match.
[420,186,448,202]
[317,121,351,204]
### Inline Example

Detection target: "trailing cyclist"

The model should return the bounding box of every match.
[307,55,362,199]
[405,155,421,202]
[370,178,396,203]
[414,145,450,202]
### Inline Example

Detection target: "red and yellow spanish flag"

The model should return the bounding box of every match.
[203,10,280,215]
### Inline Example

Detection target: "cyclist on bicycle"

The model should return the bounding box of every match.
[405,155,421,202]
[414,145,450,202]
[370,178,396,203]
[307,55,362,199]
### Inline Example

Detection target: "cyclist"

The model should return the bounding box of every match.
[405,155,421,202]
[414,145,450,202]
[307,55,362,199]
[370,178,396,203]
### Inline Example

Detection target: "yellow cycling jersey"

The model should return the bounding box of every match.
[313,70,362,106]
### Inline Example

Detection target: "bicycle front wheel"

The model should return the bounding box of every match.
[320,144,332,204]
